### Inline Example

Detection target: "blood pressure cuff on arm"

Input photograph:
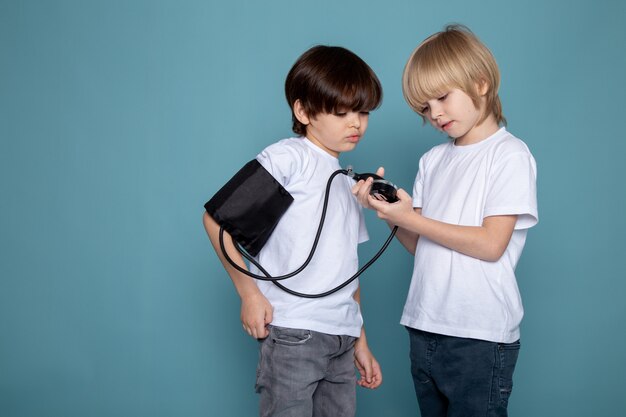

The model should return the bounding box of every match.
[204,159,294,257]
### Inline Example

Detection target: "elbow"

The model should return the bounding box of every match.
[406,242,418,255]
[482,253,502,263]
[481,244,507,262]
[203,211,220,237]
[202,211,211,231]
[203,211,217,227]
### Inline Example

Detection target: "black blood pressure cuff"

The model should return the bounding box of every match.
[204,159,294,257]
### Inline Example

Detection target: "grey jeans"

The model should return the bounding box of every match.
[255,325,357,417]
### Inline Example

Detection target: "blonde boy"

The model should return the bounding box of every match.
[354,25,538,417]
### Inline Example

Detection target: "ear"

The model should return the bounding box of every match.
[477,80,490,96]
[293,100,310,125]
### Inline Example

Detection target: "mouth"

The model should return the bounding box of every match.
[440,121,453,131]
[346,134,361,143]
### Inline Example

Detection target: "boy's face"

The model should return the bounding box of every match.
[295,102,370,157]
[422,88,492,146]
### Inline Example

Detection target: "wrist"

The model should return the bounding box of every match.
[355,335,368,350]
[400,209,423,233]
[238,284,263,301]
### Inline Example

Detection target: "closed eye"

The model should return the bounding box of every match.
[334,110,370,117]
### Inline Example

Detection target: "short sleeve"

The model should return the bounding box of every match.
[357,207,369,244]
[484,151,538,230]
[256,142,299,187]
[412,157,425,208]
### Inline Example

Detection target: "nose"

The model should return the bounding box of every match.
[429,102,443,120]
[348,112,362,128]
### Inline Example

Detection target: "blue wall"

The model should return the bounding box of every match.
[2,1,625,416]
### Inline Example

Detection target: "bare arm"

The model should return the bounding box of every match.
[368,189,517,262]
[352,287,382,389]
[386,210,420,255]
[352,169,419,255]
[203,212,273,339]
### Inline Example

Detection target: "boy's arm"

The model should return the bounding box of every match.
[352,169,419,255]
[202,212,273,339]
[353,287,382,389]
[386,212,420,254]
[369,189,517,262]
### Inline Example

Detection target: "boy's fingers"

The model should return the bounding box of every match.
[397,188,411,199]
[355,361,365,375]
[254,309,271,338]
[351,179,364,193]
[367,195,386,210]
[253,322,268,339]
[352,180,370,198]
[358,357,373,382]
[372,362,382,385]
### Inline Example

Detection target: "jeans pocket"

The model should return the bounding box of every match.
[496,340,520,406]
[271,326,312,346]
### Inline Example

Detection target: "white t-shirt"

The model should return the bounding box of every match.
[252,137,368,337]
[400,128,538,343]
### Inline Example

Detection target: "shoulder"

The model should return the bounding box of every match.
[489,130,537,178]
[417,141,453,173]
[258,137,310,162]
[259,137,308,158]
[421,140,452,161]
[491,129,533,157]
[256,137,310,184]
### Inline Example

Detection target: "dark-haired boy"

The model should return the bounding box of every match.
[203,45,383,417]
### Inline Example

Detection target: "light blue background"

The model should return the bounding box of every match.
[2,1,625,416]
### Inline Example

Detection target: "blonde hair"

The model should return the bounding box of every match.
[402,24,506,126]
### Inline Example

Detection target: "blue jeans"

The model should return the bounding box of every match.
[407,327,520,417]
[256,325,357,417]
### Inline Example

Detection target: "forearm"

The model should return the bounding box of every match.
[352,286,382,388]
[203,212,263,299]
[396,211,516,262]
[353,287,368,349]
[388,220,419,254]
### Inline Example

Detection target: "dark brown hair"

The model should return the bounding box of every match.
[285,45,383,136]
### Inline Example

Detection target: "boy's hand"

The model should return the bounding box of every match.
[354,341,382,389]
[240,292,273,339]
[368,188,414,227]
[354,345,383,389]
[352,167,385,209]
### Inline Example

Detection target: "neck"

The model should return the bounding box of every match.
[454,114,500,146]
